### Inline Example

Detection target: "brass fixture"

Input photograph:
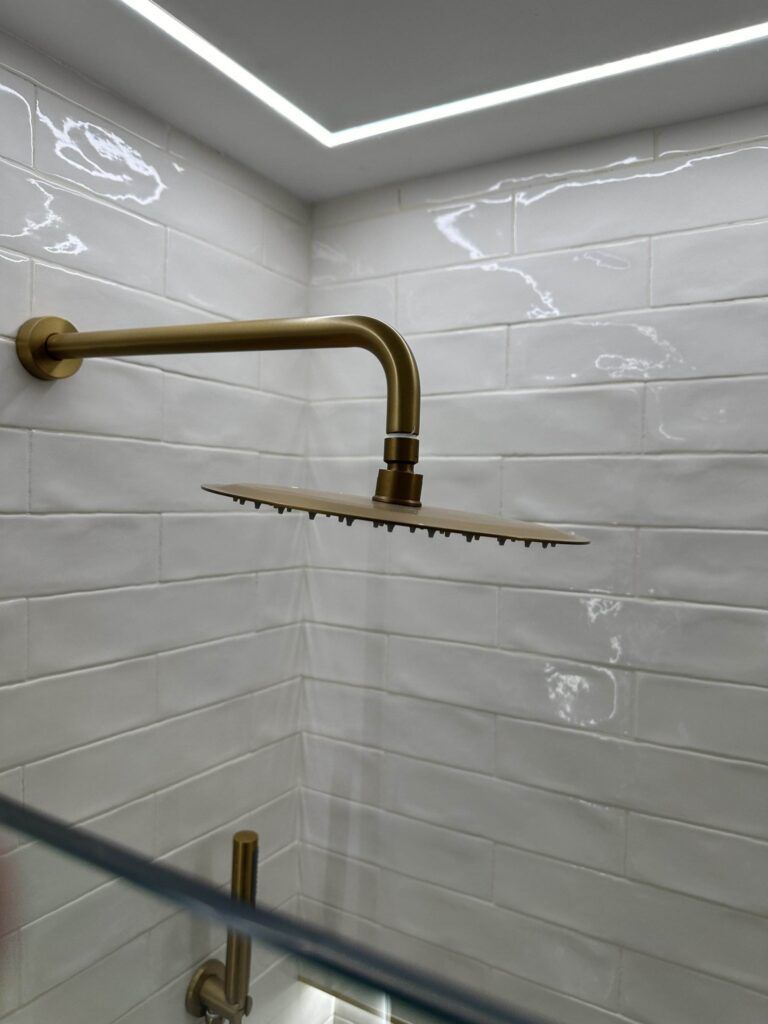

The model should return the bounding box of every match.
[185,830,259,1023]
[15,313,587,547]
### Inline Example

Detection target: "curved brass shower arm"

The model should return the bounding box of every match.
[16,313,423,506]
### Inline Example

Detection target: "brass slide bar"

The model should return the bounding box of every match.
[185,830,259,1022]
[0,793,539,1024]
[16,313,423,505]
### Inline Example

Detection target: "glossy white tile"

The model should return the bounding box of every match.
[493,845,768,994]
[657,104,768,156]
[0,157,165,289]
[166,230,305,320]
[516,145,768,251]
[0,65,34,166]
[637,529,768,607]
[635,675,768,762]
[397,240,650,332]
[400,132,654,207]
[507,301,768,387]
[626,815,768,915]
[645,377,768,452]
[313,199,511,282]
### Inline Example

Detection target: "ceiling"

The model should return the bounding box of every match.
[1,0,768,199]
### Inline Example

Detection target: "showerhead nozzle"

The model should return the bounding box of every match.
[202,483,588,548]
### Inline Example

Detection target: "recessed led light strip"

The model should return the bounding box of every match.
[117,0,768,147]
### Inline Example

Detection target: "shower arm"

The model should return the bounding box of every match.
[16,313,423,506]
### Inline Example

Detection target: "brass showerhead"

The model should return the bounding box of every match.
[203,483,586,547]
[16,313,588,550]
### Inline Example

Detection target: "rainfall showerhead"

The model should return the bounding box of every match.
[203,483,586,547]
[16,313,588,551]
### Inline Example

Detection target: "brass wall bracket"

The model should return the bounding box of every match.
[15,313,422,506]
[185,830,259,1023]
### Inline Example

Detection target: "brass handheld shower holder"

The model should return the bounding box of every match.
[15,313,586,547]
[185,830,259,1023]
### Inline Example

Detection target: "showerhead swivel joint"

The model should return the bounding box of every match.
[15,312,586,548]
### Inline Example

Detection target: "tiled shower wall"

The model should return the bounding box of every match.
[302,113,768,1023]
[0,30,334,1024]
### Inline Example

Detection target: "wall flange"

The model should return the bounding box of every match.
[16,316,82,381]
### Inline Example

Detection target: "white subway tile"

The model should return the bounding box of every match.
[0,427,28,511]
[306,569,497,646]
[309,276,397,322]
[516,145,768,251]
[400,133,654,207]
[20,879,167,1000]
[299,846,380,919]
[0,247,30,339]
[412,327,507,394]
[166,230,306,320]
[313,199,511,283]
[35,89,266,261]
[0,157,165,290]
[167,127,307,223]
[302,790,493,898]
[0,514,159,598]
[0,341,164,439]
[305,515,391,573]
[0,768,23,853]
[377,871,620,1006]
[302,734,385,806]
[387,636,632,734]
[652,529,768,608]
[262,206,310,281]
[313,187,400,228]
[489,968,632,1024]
[0,600,26,684]
[391,522,632,596]
[499,588,768,684]
[398,241,650,333]
[636,675,768,762]
[156,622,301,712]
[382,752,625,872]
[502,455,768,529]
[652,220,768,305]
[657,105,768,156]
[495,718,768,838]
[154,739,298,853]
[303,624,387,688]
[0,66,34,165]
[161,512,302,580]
[0,930,20,1017]
[163,373,305,454]
[250,680,301,749]
[507,301,768,387]
[258,568,304,629]
[626,815,768,915]
[304,679,495,773]
[645,377,768,452]
[493,845,768,994]
[28,574,259,676]
[5,795,155,926]
[0,658,156,769]
[25,696,255,821]
[31,432,261,512]
[3,934,152,1024]
[621,952,768,1024]
[421,386,642,455]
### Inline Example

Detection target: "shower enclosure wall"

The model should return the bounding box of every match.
[1,23,767,1024]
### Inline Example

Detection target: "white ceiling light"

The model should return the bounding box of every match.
[117,0,768,148]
